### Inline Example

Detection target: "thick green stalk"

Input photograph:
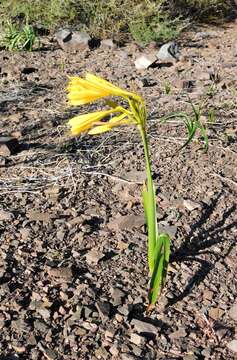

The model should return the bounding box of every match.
[139,125,158,273]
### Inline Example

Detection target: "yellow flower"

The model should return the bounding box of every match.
[68,109,116,135]
[67,73,146,136]
[67,73,140,105]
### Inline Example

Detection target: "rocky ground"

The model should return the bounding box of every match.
[0,20,237,360]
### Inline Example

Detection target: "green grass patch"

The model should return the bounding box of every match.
[0,21,39,51]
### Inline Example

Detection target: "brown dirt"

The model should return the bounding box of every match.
[0,21,236,360]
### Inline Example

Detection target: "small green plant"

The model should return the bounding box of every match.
[205,83,218,98]
[0,0,77,30]
[160,102,209,151]
[129,16,181,46]
[1,21,39,51]
[207,108,216,124]
[164,81,172,95]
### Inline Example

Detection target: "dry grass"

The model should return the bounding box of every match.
[0,0,235,44]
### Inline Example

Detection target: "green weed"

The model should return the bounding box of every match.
[160,102,209,151]
[164,82,172,95]
[0,21,39,51]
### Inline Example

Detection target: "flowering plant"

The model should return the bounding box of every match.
[67,73,170,308]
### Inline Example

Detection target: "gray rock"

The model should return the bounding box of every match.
[36,308,51,320]
[96,301,111,321]
[159,223,177,237]
[156,42,180,62]
[130,333,145,346]
[38,343,57,360]
[229,303,237,321]
[0,136,20,156]
[81,321,98,332]
[227,340,237,353]
[94,347,109,359]
[183,199,201,211]
[34,319,49,333]
[109,344,119,356]
[56,29,91,52]
[67,308,82,326]
[104,327,116,340]
[107,214,144,232]
[110,287,126,306]
[0,156,6,166]
[134,54,157,70]
[55,28,71,42]
[169,327,187,339]
[75,327,87,336]
[130,319,157,337]
[0,209,14,221]
[100,39,117,49]
[121,354,138,360]
[194,31,213,40]
[118,305,130,316]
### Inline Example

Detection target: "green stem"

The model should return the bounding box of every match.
[140,127,153,197]
[139,125,158,272]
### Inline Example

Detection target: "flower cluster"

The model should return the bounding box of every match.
[67,73,144,135]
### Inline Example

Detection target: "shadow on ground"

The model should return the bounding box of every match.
[169,190,236,305]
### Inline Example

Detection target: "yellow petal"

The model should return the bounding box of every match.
[68,90,107,105]
[67,74,142,107]
[85,73,137,98]
[88,124,113,135]
[88,113,133,135]
[68,109,119,136]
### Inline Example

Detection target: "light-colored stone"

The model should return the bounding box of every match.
[110,287,126,306]
[156,42,179,62]
[130,333,145,346]
[0,136,19,156]
[183,199,201,211]
[134,54,157,70]
[169,327,187,339]
[130,319,157,336]
[100,39,117,49]
[208,307,224,320]
[0,210,14,221]
[109,344,119,356]
[86,249,104,265]
[56,29,91,51]
[46,266,73,282]
[107,214,144,232]
[26,210,55,223]
[121,354,137,360]
[229,303,237,321]
[227,340,237,353]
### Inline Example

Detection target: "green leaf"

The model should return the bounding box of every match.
[162,233,170,287]
[148,233,170,305]
[149,253,165,305]
[162,233,170,263]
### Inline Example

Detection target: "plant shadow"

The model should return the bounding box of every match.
[168,190,236,306]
